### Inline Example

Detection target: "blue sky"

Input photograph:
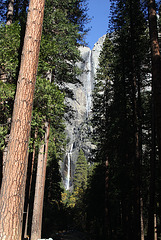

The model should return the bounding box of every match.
[85,0,110,49]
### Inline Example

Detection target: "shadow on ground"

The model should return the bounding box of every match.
[52,230,91,240]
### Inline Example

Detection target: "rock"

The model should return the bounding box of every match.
[61,35,106,190]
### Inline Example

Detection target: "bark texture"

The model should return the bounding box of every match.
[31,143,45,240]
[22,129,38,239]
[0,0,45,239]
[31,122,50,240]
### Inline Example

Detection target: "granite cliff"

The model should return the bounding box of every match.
[61,35,106,190]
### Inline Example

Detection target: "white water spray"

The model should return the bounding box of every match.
[66,143,73,190]
[86,50,92,118]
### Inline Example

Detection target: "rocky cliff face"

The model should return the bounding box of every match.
[61,35,106,190]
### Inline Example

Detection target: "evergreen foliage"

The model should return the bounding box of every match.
[39,0,88,85]
[73,149,88,190]
[2,0,161,239]
[0,0,89,161]
[92,35,114,163]
[89,1,153,239]
[0,22,20,80]
[0,0,89,238]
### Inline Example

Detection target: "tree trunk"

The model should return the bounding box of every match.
[16,0,29,86]
[31,143,45,240]
[131,46,141,240]
[148,0,161,167]
[140,198,144,240]
[104,157,110,240]
[0,151,3,189]
[6,0,14,25]
[130,3,141,234]
[133,86,141,240]
[0,0,45,239]
[31,122,50,240]
[154,214,157,240]
[147,86,156,240]
[22,129,38,239]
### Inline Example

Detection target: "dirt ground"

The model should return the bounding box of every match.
[52,230,91,240]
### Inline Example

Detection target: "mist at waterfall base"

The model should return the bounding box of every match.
[62,36,106,191]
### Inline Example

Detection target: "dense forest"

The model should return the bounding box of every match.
[1,0,161,240]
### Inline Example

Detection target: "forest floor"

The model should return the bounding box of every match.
[52,230,91,240]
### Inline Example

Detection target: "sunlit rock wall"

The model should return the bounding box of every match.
[61,35,106,190]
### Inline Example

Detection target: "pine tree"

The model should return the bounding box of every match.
[0,0,45,238]
[91,1,150,239]
[0,0,29,187]
[73,149,88,190]
[22,0,89,237]
[92,34,114,240]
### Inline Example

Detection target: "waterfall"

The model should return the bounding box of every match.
[86,50,92,118]
[66,153,70,190]
[61,38,105,190]
[66,143,73,190]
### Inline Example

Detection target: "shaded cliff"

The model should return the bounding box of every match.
[62,35,106,190]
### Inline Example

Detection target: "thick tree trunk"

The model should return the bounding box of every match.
[17,0,29,86]
[0,151,3,189]
[6,0,14,25]
[0,0,45,239]
[148,0,161,167]
[31,122,50,240]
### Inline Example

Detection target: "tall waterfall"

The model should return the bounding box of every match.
[86,50,92,118]
[62,35,106,189]
[66,143,73,190]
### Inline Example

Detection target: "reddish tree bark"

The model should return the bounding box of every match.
[0,0,45,239]
[31,122,50,240]
[31,143,45,240]
[22,129,38,239]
